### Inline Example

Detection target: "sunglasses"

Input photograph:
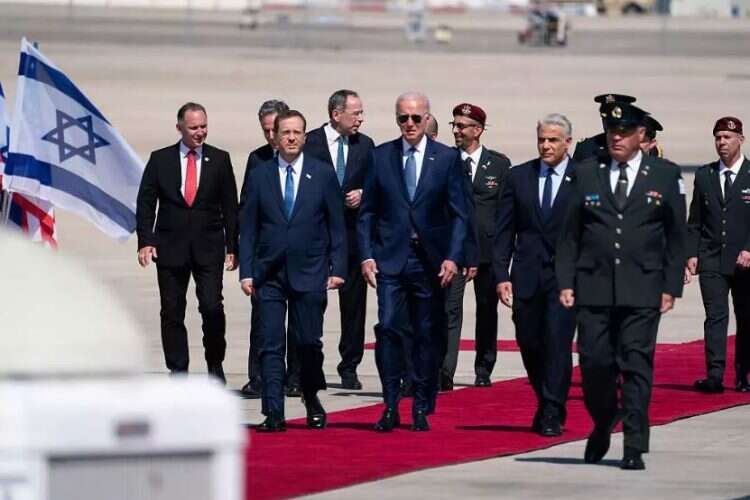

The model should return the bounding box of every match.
[449,121,479,131]
[397,114,424,125]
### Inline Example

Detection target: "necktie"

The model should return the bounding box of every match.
[541,166,554,220]
[723,170,733,203]
[284,165,295,218]
[185,149,197,206]
[464,157,473,180]
[404,147,417,201]
[614,162,629,211]
[336,136,346,186]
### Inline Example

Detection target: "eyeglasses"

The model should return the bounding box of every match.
[449,121,479,131]
[397,114,423,125]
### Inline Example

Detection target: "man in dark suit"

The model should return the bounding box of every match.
[304,89,374,390]
[358,92,470,432]
[556,103,687,470]
[136,102,238,383]
[440,103,511,391]
[239,109,347,432]
[495,113,577,437]
[687,116,750,394]
[237,99,299,399]
[572,93,637,163]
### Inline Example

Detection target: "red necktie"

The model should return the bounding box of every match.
[185,149,197,206]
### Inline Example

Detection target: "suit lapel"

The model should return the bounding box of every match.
[530,160,545,226]
[726,158,750,202]
[412,139,436,204]
[270,160,286,219]
[708,163,723,204]
[195,145,211,203]
[624,156,651,209]
[289,159,309,222]
[473,147,490,189]
[393,139,410,202]
[551,158,575,212]
[344,135,358,183]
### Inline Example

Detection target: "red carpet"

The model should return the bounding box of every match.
[245,337,749,499]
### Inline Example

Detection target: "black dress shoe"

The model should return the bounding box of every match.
[621,448,646,470]
[341,374,363,390]
[440,373,454,392]
[539,415,562,437]
[584,427,611,463]
[303,394,327,429]
[474,375,492,387]
[208,364,226,385]
[256,412,286,432]
[411,410,430,431]
[239,380,262,398]
[694,377,724,394]
[735,375,750,393]
[286,384,302,397]
[374,408,400,432]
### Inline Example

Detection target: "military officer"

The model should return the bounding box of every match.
[641,115,664,158]
[687,116,750,394]
[572,93,637,162]
[557,102,687,470]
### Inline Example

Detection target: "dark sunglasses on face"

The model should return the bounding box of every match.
[397,114,423,125]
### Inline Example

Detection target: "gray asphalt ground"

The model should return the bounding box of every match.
[1,4,749,498]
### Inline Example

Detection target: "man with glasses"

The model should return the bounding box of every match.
[358,92,470,432]
[440,103,511,391]
[304,90,374,390]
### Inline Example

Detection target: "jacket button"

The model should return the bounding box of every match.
[615,258,621,265]
[615,242,621,249]
[617,214,624,220]
[616,228,622,234]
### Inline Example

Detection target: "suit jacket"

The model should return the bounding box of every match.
[494,158,576,299]
[357,137,470,275]
[556,155,687,308]
[136,142,238,267]
[239,155,347,292]
[239,143,275,210]
[687,158,750,275]
[572,133,606,163]
[304,125,375,259]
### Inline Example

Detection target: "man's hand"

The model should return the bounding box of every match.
[138,246,157,267]
[737,251,750,270]
[438,260,458,288]
[345,189,363,209]
[660,293,675,314]
[497,281,513,308]
[225,253,238,271]
[559,288,575,309]
[464,267,478,282]
[361,260,378,288]
[327,276,345,290]
[684,267,693,285]
[687,257,698,275]
[241,279,255,297]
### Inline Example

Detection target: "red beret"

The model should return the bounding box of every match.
[452,103,486,127]
[713,116,743,136]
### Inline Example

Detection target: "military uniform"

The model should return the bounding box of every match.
[573,93,637,163]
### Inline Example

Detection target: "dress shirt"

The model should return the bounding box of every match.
[179,142,203,197]
[609,150,643,197]
[278,152,303,204]
[460,145,484,181]
[324,122,349,168]
[719,154,745,198]
[402,135,427,186]
[538,156,569,206]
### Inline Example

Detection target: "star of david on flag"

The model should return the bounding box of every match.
[3,38,144,241]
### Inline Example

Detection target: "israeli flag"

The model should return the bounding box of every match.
[0,81,8,173]
[4,38,144,241]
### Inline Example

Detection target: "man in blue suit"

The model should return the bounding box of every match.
[494,113,578,437]
[358,92,470,432]
[240,109,347,432]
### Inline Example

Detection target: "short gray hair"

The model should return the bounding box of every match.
[395,92,430,114]
[328,89,359,118]
[537,113,572,137]
[258,99,289,121]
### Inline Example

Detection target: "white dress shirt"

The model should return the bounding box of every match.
[460,145,484,181]
[402,135,427,185]
[538,156,569,206]
[609,150,643,197]
[719,154,745,198]
[324,122,348,167]
[179,142,203,197]
[278,152,303,204]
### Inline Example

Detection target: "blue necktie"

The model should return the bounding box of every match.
[336,136,346,186]
[284,165,295,219]
[404,147,417,201]
[541,166,553,220]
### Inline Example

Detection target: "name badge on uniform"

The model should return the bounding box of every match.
[742,188,750,203]
[584,193,601,207]
[485,175,498,189]
[646,190,662,206]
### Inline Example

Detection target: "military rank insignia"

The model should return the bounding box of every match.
[646,190,663,205]
[584,194,601,207]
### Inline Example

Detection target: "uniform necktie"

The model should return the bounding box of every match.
[464,157,473,180]
[541,166,554,220]
[284,165,295,218]
[185,149,197,206]
[404,147,417,201]
[336,136,346,186]
[723,170,733,202]
[614,162,629,211]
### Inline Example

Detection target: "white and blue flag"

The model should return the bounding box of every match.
[4,38,144,241]
[0,81,8,174]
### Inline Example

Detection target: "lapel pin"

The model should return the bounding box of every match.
[564,176,572,182]
[204,157,210,162]
[599,163,606,169]
[306,173,312,179]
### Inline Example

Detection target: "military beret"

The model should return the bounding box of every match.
[595,93,637,113]
[452,103,486,127]
[602,103,648,130]
[713,116,743,136]
[643,115,663,139]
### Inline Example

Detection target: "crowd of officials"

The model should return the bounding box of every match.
[135,90,749,471]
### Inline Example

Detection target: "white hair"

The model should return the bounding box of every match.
[537,113,573,137]
[395,92,431,114]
